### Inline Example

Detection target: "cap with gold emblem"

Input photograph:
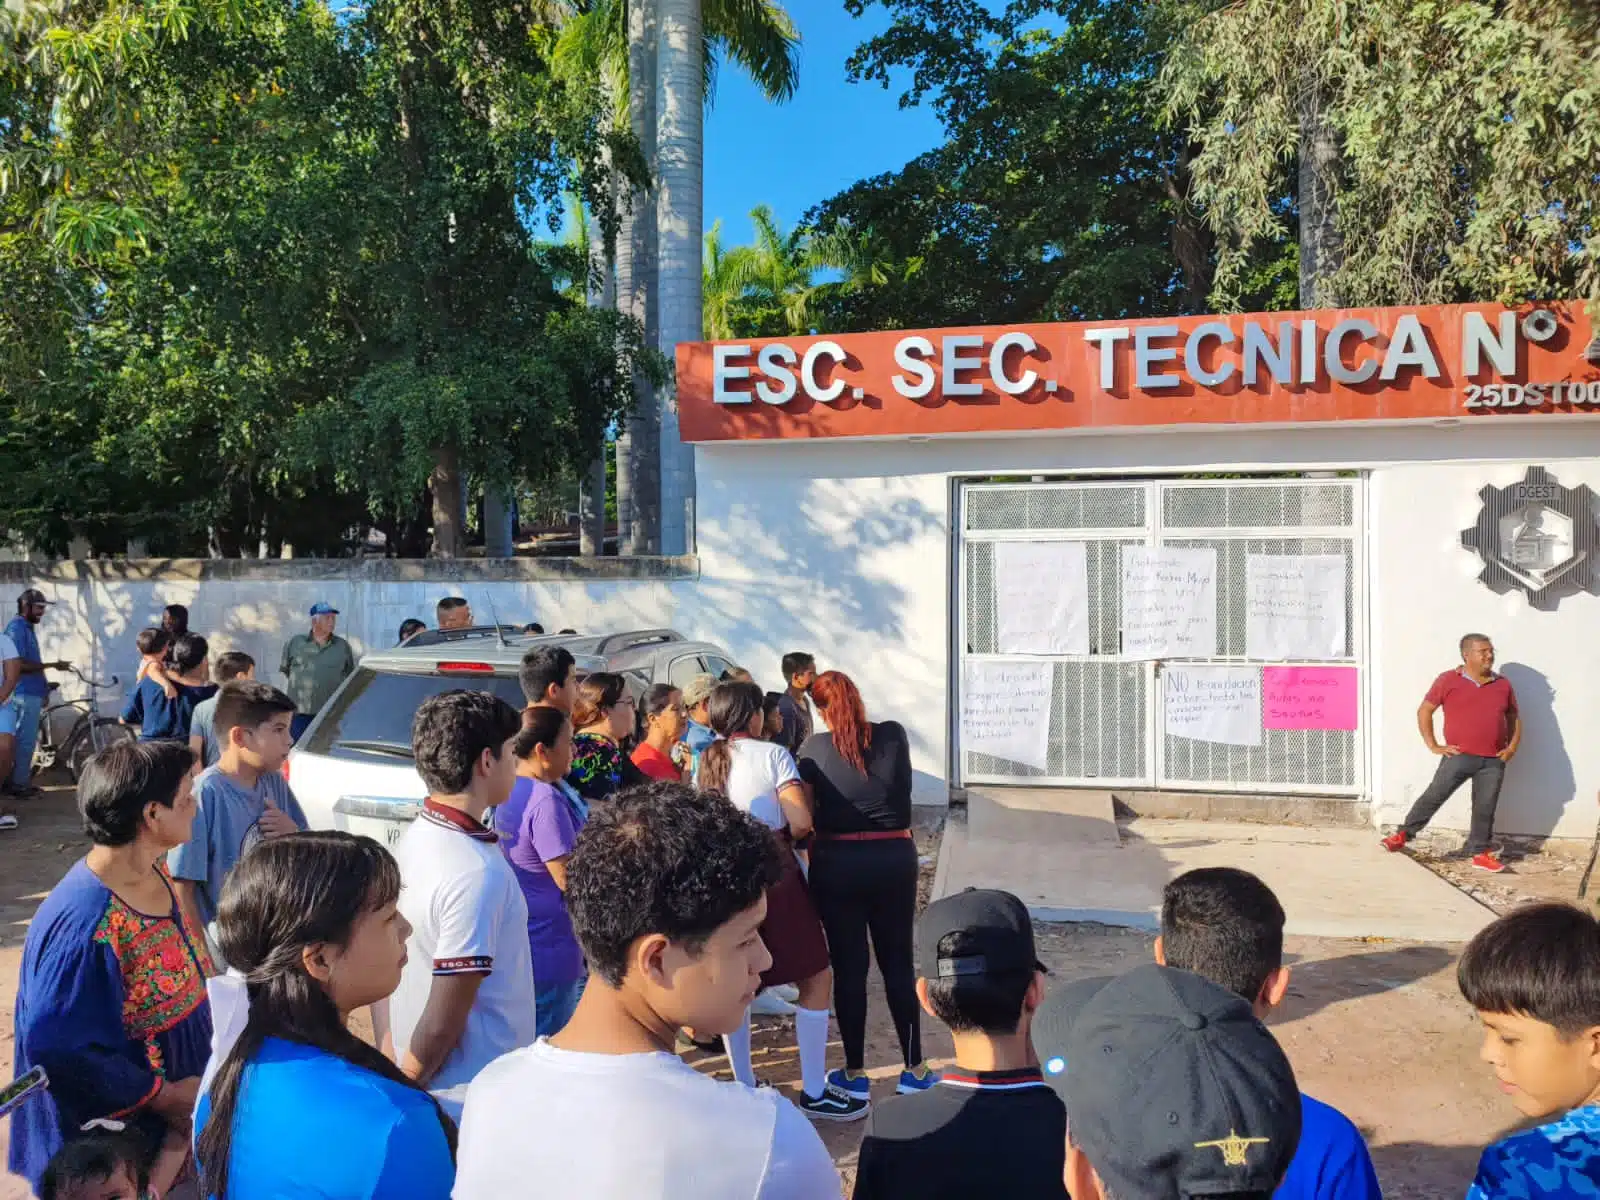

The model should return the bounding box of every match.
[1029,962,1301,1199]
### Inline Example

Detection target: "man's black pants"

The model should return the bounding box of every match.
[1399,753,1505,854]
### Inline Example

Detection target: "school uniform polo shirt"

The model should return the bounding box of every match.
[390,799,537,1119]
[852,1066,1067,1200]
[1424,669,1518,757]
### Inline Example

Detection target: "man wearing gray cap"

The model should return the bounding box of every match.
[5,589,68,798]
[1030,962,1302,1200]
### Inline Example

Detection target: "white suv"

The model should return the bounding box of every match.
[287,628,741,846]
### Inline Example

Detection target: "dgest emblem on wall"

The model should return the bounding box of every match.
[1460,467,1600,610]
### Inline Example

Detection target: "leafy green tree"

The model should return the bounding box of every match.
[808,0,1261,333]
[1158,0,1600,311]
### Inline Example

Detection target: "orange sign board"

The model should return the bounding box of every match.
[677,302,1600,443]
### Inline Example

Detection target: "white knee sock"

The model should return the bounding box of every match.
[726,1009,755,1087]
[796,1006,829,1099]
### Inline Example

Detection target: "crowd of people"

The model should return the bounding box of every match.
[0,593,1591,1200]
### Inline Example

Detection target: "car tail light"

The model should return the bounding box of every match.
[438,662,495,674]
[281,755,293,784]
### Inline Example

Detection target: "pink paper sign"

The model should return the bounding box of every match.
[1262,666,1359,731]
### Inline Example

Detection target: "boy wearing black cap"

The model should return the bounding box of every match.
[852,888,1065,1200]
[1030,962,1302,1200]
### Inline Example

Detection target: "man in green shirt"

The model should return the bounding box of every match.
[280,601,357,739]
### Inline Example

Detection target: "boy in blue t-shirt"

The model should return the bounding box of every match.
[1154,868,1381,1200]
[169,680,307,961]
[120,632,215,742]
[1460,903,1600,1200]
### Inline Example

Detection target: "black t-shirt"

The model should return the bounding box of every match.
[852,1067,1069,1200]
[796,720,913,834]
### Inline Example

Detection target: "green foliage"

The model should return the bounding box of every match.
[0,0,657,556]
[1159,0,1600,310]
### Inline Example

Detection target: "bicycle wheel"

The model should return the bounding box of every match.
[67,719,136,782]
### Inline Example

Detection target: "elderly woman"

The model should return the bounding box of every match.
[9,740,213,1196]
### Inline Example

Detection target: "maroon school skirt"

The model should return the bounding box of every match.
[759,835,830,988]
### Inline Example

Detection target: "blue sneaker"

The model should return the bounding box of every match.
[826,1068,870,1100]
[896,1066,940,1094]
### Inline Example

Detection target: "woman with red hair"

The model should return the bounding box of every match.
[798,671,935,1106]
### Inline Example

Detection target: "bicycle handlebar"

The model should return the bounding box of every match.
[64,666,119,690]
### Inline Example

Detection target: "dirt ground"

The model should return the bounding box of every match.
[0,788,1580,1198]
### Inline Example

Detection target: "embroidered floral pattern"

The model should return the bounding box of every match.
[92,870,211,1048]
[568,733,624,801]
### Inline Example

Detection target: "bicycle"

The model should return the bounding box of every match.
[32,666,136,783]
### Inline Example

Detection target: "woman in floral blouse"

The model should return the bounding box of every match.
[564,672,648,805]
[9,741,213,1196]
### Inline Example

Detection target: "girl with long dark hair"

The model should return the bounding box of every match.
[797,671,934,1104]
[497,705,588,1036]
[566,672,647,804]
[698,681,866,1123]
[194,832,455,1198]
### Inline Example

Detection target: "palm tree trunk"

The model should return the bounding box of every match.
[654,0,701,555]
[581,129,618,559]
[616,0,661,556]
[430,445,464,558]
[1298,71,1343,309]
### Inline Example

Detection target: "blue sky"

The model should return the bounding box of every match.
[702,0,946,244]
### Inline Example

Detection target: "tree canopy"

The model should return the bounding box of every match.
[1,0,654,556]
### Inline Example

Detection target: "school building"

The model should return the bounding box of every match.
[678,301,1600,843]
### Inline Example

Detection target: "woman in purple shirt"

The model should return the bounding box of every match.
[495,705,587,1036]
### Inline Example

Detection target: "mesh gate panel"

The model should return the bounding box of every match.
[1163,483,1354,529]
[1162,537,1356,660]
[959,479,1362,794]
[963,661,1148,782]
[966,485,1145,532]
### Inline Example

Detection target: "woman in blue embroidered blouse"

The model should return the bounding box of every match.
[194,831,456,1199]
[9,740,214,1195]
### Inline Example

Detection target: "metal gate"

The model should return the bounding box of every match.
[956,477,1365,795]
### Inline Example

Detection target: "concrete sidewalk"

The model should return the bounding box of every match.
[937,792,1497,942]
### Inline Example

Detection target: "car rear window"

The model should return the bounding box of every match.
[302,668,526,761]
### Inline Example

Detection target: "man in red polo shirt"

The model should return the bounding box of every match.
[1383,633,1521,872]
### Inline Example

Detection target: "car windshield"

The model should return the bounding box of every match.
[302,668,526,761]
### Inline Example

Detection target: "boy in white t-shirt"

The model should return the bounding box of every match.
[454,781,843,1200]
[387,689,533,1118]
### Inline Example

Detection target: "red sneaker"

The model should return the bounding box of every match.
[1471,852,1506,873]
[1381,831,1409,852]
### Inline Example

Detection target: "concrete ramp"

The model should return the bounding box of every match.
[936,806,1497,943]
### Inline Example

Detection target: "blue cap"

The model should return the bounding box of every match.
[309,602,339,616]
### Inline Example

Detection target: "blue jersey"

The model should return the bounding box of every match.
[1276,1092,1381,1200]
[1468,1105,1600,1199]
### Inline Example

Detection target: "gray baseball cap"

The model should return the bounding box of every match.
[682,673,718,708]
[1030,963,1301,1199]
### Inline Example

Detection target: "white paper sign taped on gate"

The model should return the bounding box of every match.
[1120,546,1218,658]
[1245,554,1348,660]
[1163,665,1262,747]
[961,660,1053,772]
[994,541,1091,656]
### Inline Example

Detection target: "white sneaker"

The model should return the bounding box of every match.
[749,988,797,1017]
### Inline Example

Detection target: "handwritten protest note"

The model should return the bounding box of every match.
[961,660,1054,771]
[1262,666,1359,731]
[1163,665,1262,747]
[994,541,1091,656]
[1245,554,1348,661]
[1120,546,1217,659]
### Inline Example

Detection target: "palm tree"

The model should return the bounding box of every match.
[556,0,798,555]
[702,218,760,339]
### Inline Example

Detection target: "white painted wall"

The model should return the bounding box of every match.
[694,418,1600,832]
[13,415,1599,832]
[1369,459,1600,840]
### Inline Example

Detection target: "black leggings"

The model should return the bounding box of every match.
[809,836,922,1072]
